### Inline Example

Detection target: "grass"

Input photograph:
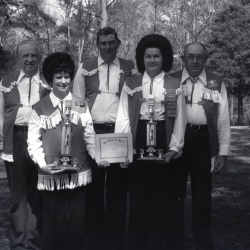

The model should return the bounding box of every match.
[0,127,250,250]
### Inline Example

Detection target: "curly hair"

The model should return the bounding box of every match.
[42,52,75,85]
[136,34,173,73]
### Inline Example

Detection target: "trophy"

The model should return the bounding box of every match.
[51,100,79,170]
[137,95,164,161]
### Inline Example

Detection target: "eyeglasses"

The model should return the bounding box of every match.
[185,55,206,61]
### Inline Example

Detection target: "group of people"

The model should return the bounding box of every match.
[0,26,231,250]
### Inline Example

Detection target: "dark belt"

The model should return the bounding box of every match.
[93,123,115,131]
[186,123,208,132]
[14,125,28,132]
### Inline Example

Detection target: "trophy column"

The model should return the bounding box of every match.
[51,100,79,170]
[138,95,164,161]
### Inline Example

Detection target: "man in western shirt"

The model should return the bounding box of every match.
[168,42,231,250]
[0,40,50,249]
[73,27,135,250]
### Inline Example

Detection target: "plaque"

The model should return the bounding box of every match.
[95,133,133,164]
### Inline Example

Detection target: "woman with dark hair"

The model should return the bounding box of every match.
[115,34,187,250]
[27,52,98,250]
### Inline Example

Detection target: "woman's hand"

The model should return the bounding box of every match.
[162,150,178,164]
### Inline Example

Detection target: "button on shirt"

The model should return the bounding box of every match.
[73,56,121,123]
[181,68,231,155]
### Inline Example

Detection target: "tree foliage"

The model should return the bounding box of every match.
[207,1,250,124]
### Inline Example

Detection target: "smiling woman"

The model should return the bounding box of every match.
[27,51,95,250]
[115,34,187,250]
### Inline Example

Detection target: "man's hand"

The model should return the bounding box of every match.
[120,159,130,169]
[162,150,178,164]
[214,155,227,174]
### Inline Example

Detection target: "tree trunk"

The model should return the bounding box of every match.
[237,94,244,125]
[101,0,108,27]
[192,0,197,42]
[230,94,234,125]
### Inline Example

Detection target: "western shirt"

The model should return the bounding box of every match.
[181,68,230,156]
[115,71,187,154]
[73,56,121,123]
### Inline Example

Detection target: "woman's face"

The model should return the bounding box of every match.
[52,71,71,99]
[144,48,163,77]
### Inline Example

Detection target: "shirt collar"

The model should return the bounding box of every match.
[181,68,207,86]
[18,70,40,85]
[50,91,72,108]
[143,71,165,84]
[98,55,119,66]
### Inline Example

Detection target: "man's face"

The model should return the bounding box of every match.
[97,34,120,62]
[18,43,40,76]
[182,43,207,77]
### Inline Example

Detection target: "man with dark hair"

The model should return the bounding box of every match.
[169,42,231,250]
[0,40,50,249]
[73,27,135,250]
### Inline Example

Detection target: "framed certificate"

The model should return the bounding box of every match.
[95,133,133,163]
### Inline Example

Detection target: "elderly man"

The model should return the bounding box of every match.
[168,42,231,250]
[73,27,135,250]
[0,40,50,250]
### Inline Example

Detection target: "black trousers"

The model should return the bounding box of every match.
[41,187,86,250]
[127,120,166,250]
[5,130,42,250]
[165,127,214,250]
[85,126,128,250]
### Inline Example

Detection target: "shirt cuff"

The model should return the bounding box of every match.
[36,158,47,168]
[169,146,182,156]
[219,144,230,155]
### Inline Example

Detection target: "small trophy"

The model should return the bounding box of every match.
[137,95,164,161]
[51,100,79,170]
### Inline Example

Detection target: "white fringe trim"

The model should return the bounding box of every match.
[82,68,98,76]
[40,110,81,129]
[1,152,14,162]
[0,80,17,93]
[39,80,52,90]
[37,169,92,191]
[124,85,143,96]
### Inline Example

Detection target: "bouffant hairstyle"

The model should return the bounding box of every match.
[136,34,173,73]
[96,27,121,44]
[42,52,75,85]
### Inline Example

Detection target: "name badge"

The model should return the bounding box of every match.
[164,89,177,117]
[75,101,85,107]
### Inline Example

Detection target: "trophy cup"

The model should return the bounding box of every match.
[51,100,79,170]
[137,95,164,161]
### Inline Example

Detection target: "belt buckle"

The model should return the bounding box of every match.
[104,123,113,130]
[190,124,200,131]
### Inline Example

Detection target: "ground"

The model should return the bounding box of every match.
[0,127,250,250]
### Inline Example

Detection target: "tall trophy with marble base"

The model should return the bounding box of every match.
[137,95,164,161]
[51,100,79,170]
